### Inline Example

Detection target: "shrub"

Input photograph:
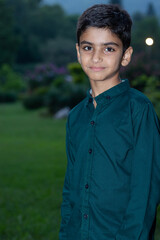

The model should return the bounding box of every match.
[131,74,160,117]
[34,86,49,96]
[64,83,87,109]
[23,95,44,110]
[44,82,87,114]
[131,74,149,91]
[22,63,88,114]
[44,87,66,114]
[22,63,68,111]
[0,91,17,103]
[121,52,160,81]
[25,63,67,91]
[144,76,160,117]
[67,62,89,86]
[52,76,66,88]
[0,64,25,92]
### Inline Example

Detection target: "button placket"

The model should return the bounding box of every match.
[82,112,97,237]
[85,183,89,189]
[84,213,88,219]
[88,148,92,154]
[90,120,95,125]
[89,98,93,103]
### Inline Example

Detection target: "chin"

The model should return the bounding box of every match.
[87,73,106,80]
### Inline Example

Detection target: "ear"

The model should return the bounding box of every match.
[76,43,81,64]
[121,46,133,67]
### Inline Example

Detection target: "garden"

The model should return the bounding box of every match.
[0,0,160,239]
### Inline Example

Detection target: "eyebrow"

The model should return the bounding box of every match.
[80,40,119,47]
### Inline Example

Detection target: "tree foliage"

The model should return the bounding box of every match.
[0,0,78,67]
[146,2,156,17]
[132,15,160,60]
[0,0,18,65]
[109,0,123,7]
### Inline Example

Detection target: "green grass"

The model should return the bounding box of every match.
[0,103,66,240]
[0,103,159,240]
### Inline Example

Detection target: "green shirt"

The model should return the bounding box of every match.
[59,79,160,240]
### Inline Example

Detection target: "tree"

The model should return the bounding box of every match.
[132,16,160,56]
[132,12,144,22]
[146,2,156,17]
[109,0,123,7]
[40,37,77,66]
[27,0,42,9]
[0,0,18,66]
[0,1,79,66]
[4,0,44,64]
[29,4,66,40]
[123,14,160,82]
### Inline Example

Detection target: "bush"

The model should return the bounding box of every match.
[52,76,66,88]
[25,63,67,91]
[121,52,160,81]
[34,86,49,96]
[64,83,87,109]
[23,95,44,110]
[0,91,17,103]
[144,76,160,117]
[45,83,87,114]
[131,74,149,91]
[67,62,89,86]
[0,64,25,92]
[131,74,160,117]
[44,87,66,114]
[22,63,88,114]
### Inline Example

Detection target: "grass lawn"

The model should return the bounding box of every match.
[0,103,66,240]
[0,103,160,240]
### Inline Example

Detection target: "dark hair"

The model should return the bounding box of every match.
[77,4,132,52]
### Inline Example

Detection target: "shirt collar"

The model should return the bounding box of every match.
[86,79,130,106]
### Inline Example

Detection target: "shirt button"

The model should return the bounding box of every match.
[89,149,92,154]
[84,214,88,219]
[85,184,89,189]
[89,98,92,103]
[90,120,95,125]
[106,95,111,99]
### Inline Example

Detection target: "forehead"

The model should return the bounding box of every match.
[80,27,122,46]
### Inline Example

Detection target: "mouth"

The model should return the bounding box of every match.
[89,67,105,72]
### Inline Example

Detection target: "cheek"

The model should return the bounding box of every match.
[79,55,89,67]
[109,55,122,67]
[81,63,88,73]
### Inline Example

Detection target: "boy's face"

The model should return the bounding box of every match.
[76,27,133,84]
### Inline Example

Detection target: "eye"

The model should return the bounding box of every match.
[104,47,115,53]
[83,46,92,51]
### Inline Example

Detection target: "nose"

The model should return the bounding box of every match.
[92,49,103,63]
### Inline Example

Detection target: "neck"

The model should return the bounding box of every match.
[90,78,122,98]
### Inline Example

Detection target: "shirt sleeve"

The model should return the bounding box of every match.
[115,102,160,240]
[59,118,75,240]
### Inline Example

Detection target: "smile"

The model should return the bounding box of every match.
[89,67,105,72]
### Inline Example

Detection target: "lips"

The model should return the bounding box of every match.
[89,67,105,72]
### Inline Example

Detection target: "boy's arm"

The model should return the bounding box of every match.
[115,102,160,240]
[59,119,74,240]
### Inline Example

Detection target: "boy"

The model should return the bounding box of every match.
[59,4,160,240]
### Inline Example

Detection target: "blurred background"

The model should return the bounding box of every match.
[0,0,160,239]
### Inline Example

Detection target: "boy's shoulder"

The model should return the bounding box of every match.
[128,87,158,121]
[129,87,152,110]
